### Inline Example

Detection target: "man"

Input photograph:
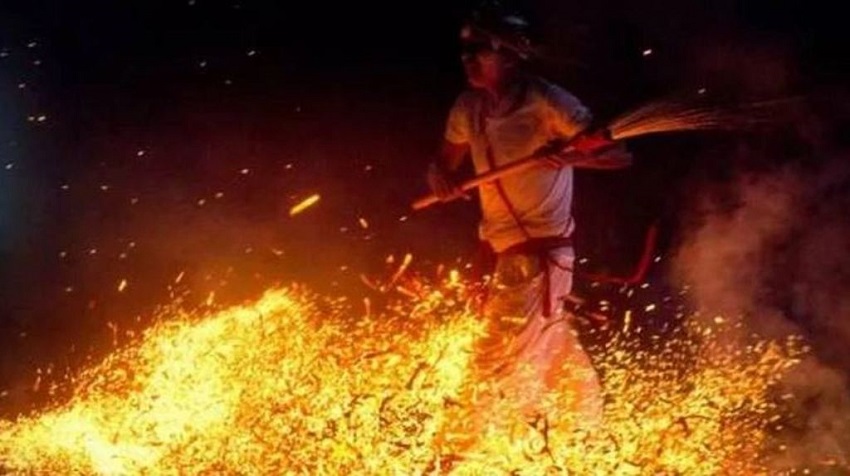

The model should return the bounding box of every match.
[426,7,631,432]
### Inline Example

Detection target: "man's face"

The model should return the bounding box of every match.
[461,41,513,90]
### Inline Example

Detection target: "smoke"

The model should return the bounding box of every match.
[672,168,803,334]
[671,153,850,469]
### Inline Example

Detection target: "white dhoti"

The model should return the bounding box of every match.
[474,246,602,429]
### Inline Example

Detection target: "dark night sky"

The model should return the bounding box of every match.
[0,0,847,411]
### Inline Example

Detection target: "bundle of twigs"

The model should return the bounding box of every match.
[412,98,788,211]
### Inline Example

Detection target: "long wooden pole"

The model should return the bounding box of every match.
[411,142,582,211]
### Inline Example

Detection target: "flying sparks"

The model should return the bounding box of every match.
[0,276,805,474]
[288,194,321,217]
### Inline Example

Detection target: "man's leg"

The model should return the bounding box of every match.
[537,247,603,426]
[480,248,602,426]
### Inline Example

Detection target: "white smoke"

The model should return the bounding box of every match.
[672,154,850,470]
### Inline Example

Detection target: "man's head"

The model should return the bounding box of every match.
[459,5,536,91]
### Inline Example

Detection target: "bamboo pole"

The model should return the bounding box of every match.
[411,142,582,211]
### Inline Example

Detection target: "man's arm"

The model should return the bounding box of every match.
[540,132,633,170]
[562,143,633,170]
[540,82,633,170]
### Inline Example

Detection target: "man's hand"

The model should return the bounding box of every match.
[541,143,633,170]
[570,129,617,154]
[427,162,468,202]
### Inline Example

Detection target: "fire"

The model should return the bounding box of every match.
[0,275,804,474]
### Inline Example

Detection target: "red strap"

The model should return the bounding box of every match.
[478,93,560,318]
[486,145,560,317]
[581,222,659,285]
[485,146,533,241]
[541,254,552,318]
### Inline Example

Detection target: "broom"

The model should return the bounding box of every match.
[411,100,774,211]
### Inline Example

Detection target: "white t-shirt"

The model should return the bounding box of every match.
[444,76,592,252]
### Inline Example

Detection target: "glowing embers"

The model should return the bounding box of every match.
[289,194,321,217]
[0,277,803,474]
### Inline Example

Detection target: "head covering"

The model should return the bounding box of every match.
[461,1,538,60]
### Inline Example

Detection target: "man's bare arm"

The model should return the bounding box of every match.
[545,142,633,170]
[570,144,633,170]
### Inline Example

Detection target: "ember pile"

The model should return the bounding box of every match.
[0,273,803,474]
